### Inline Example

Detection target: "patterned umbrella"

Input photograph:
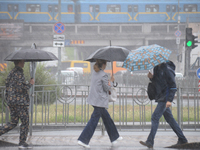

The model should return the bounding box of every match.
[122,44,172,72]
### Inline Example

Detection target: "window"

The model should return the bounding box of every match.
[89,5,93,12]
[54,5,58,12]
[166,5,170,12]
[7,4,18,12]
[172,5,176,12]
[95,5,99,12]
[8,4,12,12]
[26,4,41,12]
[107,5,121,12]
[68,5,73,12]
[166,5,176,12]
[145,5,159,12]
[48,5,53,12]
[128,5,138,12]
[89,5,99,12]
[184,4,197,12]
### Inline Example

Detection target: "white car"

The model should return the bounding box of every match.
[66,67,83,74]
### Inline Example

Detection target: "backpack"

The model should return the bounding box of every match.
[147,81,156,100]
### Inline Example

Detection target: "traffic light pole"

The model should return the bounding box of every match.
[184,46,191,77]
[57,0,61,83]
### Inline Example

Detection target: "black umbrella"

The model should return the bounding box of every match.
[85,46,130,62]
[4,47,58,62]
[4,43,58,136]
[85,45,130,75]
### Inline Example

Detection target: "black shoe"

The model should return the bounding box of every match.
[173,140,188,146]
[18,142,32,149]
[139,141,153,148]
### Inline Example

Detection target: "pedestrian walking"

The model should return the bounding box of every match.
[140,60,188,148]
[0,60,34,149]
[77,59,122,148]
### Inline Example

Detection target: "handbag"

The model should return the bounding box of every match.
[147,81,156,100]
[109,87,117,102]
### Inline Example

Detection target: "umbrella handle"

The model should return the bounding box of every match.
[113,82,118,87]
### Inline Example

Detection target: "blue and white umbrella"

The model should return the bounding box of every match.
[122,44,172,71]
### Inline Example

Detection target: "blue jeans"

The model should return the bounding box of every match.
[147,102,188,146]
[78,106,119,144]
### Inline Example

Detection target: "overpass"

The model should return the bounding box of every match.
[0,21,188,62]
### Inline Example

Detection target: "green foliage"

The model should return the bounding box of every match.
[64,47,74,60]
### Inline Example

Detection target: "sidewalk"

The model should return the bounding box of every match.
[0,129,200,150]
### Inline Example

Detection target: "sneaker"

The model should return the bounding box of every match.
[112,136,123,146]
[78,140,90,148]
[139,141,153,148]
[18,142,32,149]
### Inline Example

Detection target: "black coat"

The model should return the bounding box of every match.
[151,61,176,102]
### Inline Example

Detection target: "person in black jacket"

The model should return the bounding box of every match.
[140,60,188,148]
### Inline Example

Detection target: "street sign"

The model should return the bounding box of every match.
[196,67,200,79]
[53,35,65,41]
[65,40,71,46]
[176,37,180,44]
[54,22,65,34]
[53,41,65,47]
[175,30,181,37]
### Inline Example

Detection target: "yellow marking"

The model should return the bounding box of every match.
[54,12,75,21]
[172,12,200,21]
[134,12,170,21]
[14,12,53,21]
[95,12,132,21]
[80,12,94,21]
[0,12,12,19]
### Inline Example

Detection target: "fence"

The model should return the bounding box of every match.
[0,78,200,135]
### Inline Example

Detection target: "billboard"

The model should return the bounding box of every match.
[0,19,24,40]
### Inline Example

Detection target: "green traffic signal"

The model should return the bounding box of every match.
[186,40,192,47]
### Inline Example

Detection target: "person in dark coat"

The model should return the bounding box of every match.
[140,60,188,148]
[0,60,34,148]
[77,59,122,148]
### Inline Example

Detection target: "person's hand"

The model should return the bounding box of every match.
[29,78,34,85]
[147,71,153,79]
[110,75,115,82]
[166,101,171,108]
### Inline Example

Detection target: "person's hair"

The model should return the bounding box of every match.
[95,59,106,68]
[14,60,21,66]
[93,59,107,72]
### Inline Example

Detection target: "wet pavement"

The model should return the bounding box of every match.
[0,129,200,150]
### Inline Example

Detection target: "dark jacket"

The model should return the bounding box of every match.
[151,61,176,102]
[5,66,32,106]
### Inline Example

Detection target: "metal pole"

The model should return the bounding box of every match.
[57,0,61,83]
[177,84,181,127]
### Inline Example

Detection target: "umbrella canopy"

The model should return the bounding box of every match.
[122,44,172,72]
[85,46,130,62]
[4,48,58,61]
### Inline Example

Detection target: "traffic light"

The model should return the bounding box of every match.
[192,34,198,49]
[186,28,193,48]
[186,27,199,49]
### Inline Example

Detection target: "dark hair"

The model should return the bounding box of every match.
[14,60,21,66]
[95,59,107,69]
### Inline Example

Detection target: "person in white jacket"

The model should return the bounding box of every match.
[77,59,122,148]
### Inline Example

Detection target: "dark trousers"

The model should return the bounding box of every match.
[147,102,188,146]
[0,105,29,144]
[78,106,119,144]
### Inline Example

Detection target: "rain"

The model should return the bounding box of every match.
[0,0,200,149]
